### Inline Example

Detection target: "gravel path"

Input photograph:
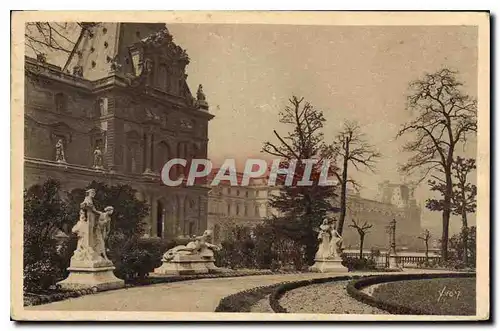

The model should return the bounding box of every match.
[26,269,453,313]
[280,280,387,314]
[249,294,273,313]
[27,273,343,312]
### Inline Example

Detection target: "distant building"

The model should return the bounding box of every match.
[206,171,422,249]
[336,181,422,251]
[206,170,278,242]
[24,23,213,239]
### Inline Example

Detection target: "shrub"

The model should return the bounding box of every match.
[23,179,73,292]
[214,222,306,271]
[341,256,377,271]
[108,234,178,281]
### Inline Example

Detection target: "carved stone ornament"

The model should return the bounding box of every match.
[72,65,83,77]
[196,84,206,101]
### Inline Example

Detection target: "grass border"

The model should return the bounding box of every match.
[346,272,475,315]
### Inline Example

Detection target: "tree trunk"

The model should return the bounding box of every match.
[338,152,349,235]
[425,240,429,262]
[462,206,468,265]
[359,235,364,259]
[441,169,453,261]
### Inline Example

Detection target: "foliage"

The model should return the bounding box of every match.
[341,256,377,271]
[108,236,175,281]
[396,68,477,260]
[67,181,150,237]
[262,96,338,265]
[24,179,152,292]
[448,226,476,268]
[215,285,278,312]
[214,222,306,271]
[331,121,381,235]
[426,157,477,216]
[23,179,73,292]
[426,157,476,264]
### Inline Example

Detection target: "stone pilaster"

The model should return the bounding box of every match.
[143,132,154,175]
[177,194,185,235]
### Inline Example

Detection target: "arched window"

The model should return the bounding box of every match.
[227,203,231,215]
[255,205,260,217]
[236,204,240,216]
[244,205,248,216]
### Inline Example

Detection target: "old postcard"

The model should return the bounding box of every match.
[11,11,490,321]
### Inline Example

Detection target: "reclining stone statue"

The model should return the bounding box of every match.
[154,230,221,275]
[162,230,220,261]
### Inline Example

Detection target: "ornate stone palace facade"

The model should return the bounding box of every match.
[24,23,213,238]
[335,181,422,251]
[206,174,422,250]
[206,171,278,242]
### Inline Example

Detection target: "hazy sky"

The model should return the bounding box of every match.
[168,24,478,234]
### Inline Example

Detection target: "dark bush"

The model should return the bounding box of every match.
[109,235,178,281]
[341,256,377,271]
[214,222,306,271]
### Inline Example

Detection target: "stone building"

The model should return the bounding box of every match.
[337,182,422,251]
[206,171,278,242]
[24,23,213,238]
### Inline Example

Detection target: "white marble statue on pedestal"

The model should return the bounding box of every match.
[315,218,343,260]
[310,217,348,273]
[58,189,124,290]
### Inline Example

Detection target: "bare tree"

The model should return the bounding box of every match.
[332,121,381,236]
[418,229,432,262]
[396,68,477,260]
[25,22,97,71]
[349,219,373,259]
[25,23,76,55]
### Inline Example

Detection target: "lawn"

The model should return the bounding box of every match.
[371,277,476,315]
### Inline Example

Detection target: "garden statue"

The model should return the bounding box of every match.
[328,220,343,259]
[310,217,348,273]
[315,218,333,260]
[55,139,66,163]
[94,206,114,261]
[70,209,93,262]
[93,146,104,169]
[155,229,221,275]
[162,229,220,261]
[58,189,124,290]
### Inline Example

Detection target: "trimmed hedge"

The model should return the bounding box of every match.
[214,284,280,312]
[346,272,475,315]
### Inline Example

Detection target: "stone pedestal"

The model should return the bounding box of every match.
[388,255,399,269]
[153,254,218,275]
[309,258,349,273]
[57,265,125,291]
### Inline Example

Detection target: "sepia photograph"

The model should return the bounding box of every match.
[10,11,490,321]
